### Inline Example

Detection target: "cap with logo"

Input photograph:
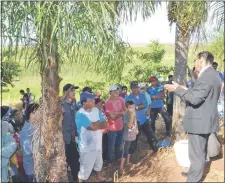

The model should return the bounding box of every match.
[109,84,119,91]
[130,81,139,89]
[63,83,79,93]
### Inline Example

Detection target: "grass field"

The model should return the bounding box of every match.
[1,43,209,106]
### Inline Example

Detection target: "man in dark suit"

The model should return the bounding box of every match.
[165,51,221,182]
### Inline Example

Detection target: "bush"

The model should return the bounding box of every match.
[1,60,21,88]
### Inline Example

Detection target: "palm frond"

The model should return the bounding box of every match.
[2,1,159,81]
[209,1,224,31]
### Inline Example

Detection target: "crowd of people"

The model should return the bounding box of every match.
[1,51,224,182]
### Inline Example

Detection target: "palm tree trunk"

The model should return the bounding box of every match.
[172,21,190,140]
[33,3,68,181]
[42,65,68,182]
[41,20,68,182]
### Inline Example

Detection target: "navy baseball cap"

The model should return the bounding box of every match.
[63,83,79,93]
[80,91,97,103]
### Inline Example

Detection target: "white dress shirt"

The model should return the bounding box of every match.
[198,65,212,78]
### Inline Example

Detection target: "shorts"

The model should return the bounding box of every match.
[121,141,132,158]
[78,150,103,181]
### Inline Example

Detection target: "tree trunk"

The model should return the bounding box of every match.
[172,22,190,141]
[42,65,68,182]
[33,3,68,181]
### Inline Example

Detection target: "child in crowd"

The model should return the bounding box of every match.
[76,92,112,182]
[120,100,138,175]
[95,98,108,162]
[20,103,39,182]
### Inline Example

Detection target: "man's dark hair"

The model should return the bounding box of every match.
[82,87,92,93]
[197,51,214,64]
[26,88,30,91]
[20,90,25,94]
[168,75,173,79]
[122,86,128,90]
[125,100,135,107]
[212,62,218,66]
[95,98,102,105]
[27,103,39,118]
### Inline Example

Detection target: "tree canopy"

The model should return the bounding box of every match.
[1,1,159,82]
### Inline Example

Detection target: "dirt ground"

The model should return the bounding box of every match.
[86,118,224,182]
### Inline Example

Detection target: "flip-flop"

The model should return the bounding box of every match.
[100,177,112,182]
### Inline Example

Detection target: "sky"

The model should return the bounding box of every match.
[118,3,176,45]
[118,2,216,46]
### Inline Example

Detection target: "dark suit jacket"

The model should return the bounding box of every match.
[175,66,221,134]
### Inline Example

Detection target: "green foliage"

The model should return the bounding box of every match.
[140,40,166,63]
[2,43,209,104]
[208,32,224,71]
[122,41,173,84]
[1,60,21,88]
[168,1,208,38]
[1,50,21,88]
[78,80,106,95]
[1,1,158,81]
[168,1,224,44]
[210,2,224,31]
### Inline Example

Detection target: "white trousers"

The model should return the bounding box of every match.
[78,150,103,181]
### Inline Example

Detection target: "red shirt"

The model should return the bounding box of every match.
[104,97,126,131]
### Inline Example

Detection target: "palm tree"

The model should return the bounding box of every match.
[167,1,224,140]
[209,1,225,31]
[1,1,158,181]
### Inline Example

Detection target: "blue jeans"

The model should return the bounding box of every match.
[107,130,124,163]
[26,174,35,182]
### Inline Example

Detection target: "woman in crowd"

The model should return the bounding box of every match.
[20,103,39,182]
[1,107,17,182]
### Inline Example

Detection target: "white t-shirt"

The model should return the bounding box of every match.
[75,107,105,152]
[27,93,35,104]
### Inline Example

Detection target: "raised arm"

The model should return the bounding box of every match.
[137,94,148,110]
[123,113,135,129]
[104,101,122,120]
[75,112,106,131]
[175,80,211,105]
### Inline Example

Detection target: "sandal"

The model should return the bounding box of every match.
[99,177,112,182]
